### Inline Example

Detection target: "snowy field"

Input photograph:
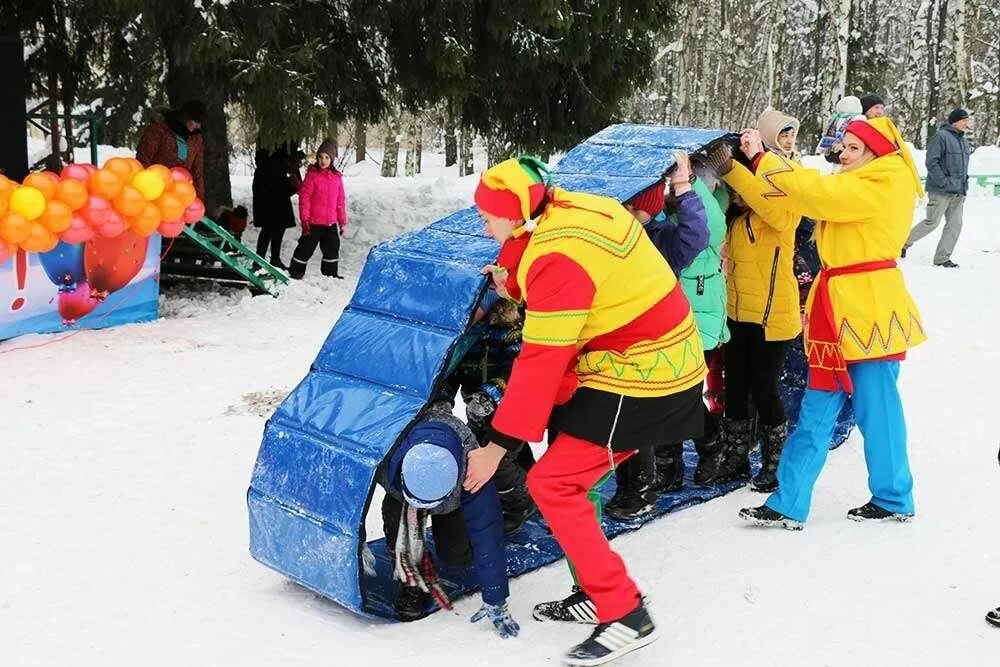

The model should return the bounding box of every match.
[3,152,1000,666]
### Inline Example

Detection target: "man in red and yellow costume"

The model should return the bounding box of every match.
[462,157,706,666]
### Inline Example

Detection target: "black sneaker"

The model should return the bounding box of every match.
[847,502,914,522]
[986,607,1000,628]
[533,586,598,624]
[604,490,655,521]
[738,505,803,531]
[394,584,429,622]
[563,600,659,666]
[934,260,959,268]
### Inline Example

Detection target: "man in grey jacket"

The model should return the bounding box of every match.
[904,108,972,268]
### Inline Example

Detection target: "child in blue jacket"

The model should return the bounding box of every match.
[379,401,519,638]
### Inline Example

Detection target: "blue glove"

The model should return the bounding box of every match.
[470,602,520,638]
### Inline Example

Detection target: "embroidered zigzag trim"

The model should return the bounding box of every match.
[532,220,642,258]
[580,337,704,382]
[759,154,794,199]
[806,310,925,358]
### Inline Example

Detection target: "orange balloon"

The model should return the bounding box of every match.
[147,165,174,191]
[113,185,146,218]
[104,157,134,179]
[54,179,89,211]
[0,212,31,245]
[0,193,7,219]
[156,192,185,222]
[39,200,73,233]
[23,172,59,200]
[171,181,197,207]
[89,169,125,200]
[20,222,58,253]
[125,158,144,176]
[130,202,162,236]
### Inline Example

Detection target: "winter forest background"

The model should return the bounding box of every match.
[11,0,1000,212]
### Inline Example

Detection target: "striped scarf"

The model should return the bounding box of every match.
[393,504,452,612]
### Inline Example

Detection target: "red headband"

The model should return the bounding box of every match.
[844,120,896,157]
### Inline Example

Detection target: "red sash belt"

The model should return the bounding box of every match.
[807,259,896,393]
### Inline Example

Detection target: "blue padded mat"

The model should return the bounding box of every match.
[247,123,848,621]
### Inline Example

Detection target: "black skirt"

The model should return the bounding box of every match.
[549,383,705,452]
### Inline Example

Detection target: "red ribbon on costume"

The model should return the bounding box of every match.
[807,259,897,393]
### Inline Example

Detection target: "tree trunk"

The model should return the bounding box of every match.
[404,116,419,177]
[148,1,233,211]
[444,102,458,167]
[354,121,366,163]
[381,111,401,178]
[459,125,474,176]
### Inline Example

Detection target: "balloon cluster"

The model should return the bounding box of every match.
[0,158,205,265]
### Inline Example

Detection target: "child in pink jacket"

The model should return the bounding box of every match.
[288,138,347,279]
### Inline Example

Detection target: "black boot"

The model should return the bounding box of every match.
[604,453,655,521]
[654,442,685,492]
[738,504,803,531]
[712,417,754,483]
[493,444,537,535]
[394,584,429,621]
[693,412,732,485]
[751,422,787,493]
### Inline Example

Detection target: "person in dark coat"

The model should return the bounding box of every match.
[136,100,206,200]
[904,108,972,268]
[379,401,519,638]
[252,147,301,269]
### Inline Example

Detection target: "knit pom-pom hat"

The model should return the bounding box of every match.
[474,156,551,221]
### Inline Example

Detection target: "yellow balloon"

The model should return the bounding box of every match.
[132,170,166,201]
[9,186,47,220]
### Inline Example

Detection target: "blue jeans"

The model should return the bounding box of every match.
[765,360,914,522]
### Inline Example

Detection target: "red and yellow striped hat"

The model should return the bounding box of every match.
[474,157,550,221]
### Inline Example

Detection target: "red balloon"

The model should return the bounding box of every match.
[58,280,101,325]
[80,195,113,229]
[99,210,127,239]
[84,230,150,293]
[60,163,93,182]
[157,220,185,238]
[61,215,96,245]
[170,166,193,183]
[182,199,205,223]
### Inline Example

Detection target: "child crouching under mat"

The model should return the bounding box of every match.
[378,400,519,637]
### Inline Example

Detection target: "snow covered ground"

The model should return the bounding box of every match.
[3,155,999,667]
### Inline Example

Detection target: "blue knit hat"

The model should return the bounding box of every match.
[400,441,460,509]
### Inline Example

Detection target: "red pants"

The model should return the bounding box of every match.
[527,433,640,622]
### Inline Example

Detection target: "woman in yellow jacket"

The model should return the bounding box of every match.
[696,119,802,493]
[706,117,926,528]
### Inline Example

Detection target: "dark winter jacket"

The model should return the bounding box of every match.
[925,124,971,195]
[299,165,348,228]
[643,189,710,275]
[252,154,299,230]
[136,111,205,199]
[380,409,509,605]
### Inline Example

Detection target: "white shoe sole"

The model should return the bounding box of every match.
[562,630,660,666]
[847,513,914,523]
[739,512,803,531]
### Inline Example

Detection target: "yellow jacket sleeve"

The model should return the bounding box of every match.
[744,152,884,223]
[723,161,800,232]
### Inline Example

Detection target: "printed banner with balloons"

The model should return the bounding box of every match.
[0,231,160,340]
[0,158,199,340]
